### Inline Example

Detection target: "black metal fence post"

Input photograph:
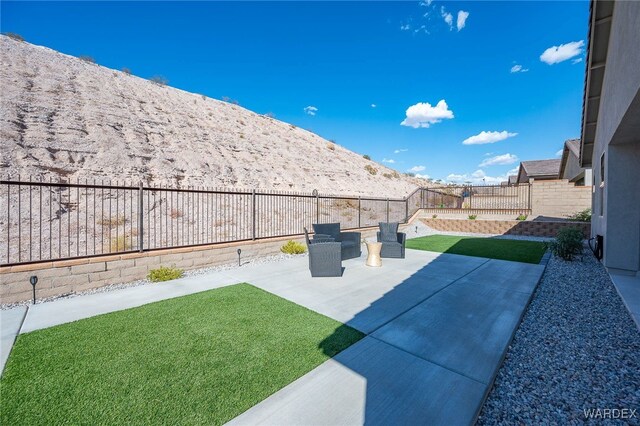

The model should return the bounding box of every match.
[315,192,319,224]
[358,196,361,228]
[138,182,144,252]
[386,198,389,223]
[405,198,409,222]
[251,189,256,240]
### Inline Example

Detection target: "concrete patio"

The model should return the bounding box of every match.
[1,247,545,424]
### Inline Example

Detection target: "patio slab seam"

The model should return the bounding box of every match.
[365,257,491,335]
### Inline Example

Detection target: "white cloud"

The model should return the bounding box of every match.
[441,7,453,30]
[510,64,529,73]
[462,130,517,145]
[419,0,433,6]
[572,57,583,64]
[408,165,426,173]
[382,158,396,164]
[415,173,430,180]
[507,166,520,176]
[540,40,585,65]
[478,153,519,167]
[394,149,408,154]
[400,100,454,128]
[446,169,507,184]
[400,24,411,31]
[456,10,469,31]
[303,106,318,116]
[555,149,564,157]
[371,103,377,108]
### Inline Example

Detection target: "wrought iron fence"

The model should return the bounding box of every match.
[1,178,531,266]
[1,178,409,266]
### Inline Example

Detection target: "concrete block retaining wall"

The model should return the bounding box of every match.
[420,218,591,238]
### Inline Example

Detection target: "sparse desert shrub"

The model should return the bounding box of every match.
[468,214,477,220]
[122,67,131,75]
[148,265,184,282]
[383,173,393,179]
[327,143,335,151]
[222,96,240,105]
[150,75,168,86]
[567,208,592,222]
[363,154,371,160]
[98,215,127,228]
[5,32,24,42]
[109,235,132,252]
[364,164,377,175]
[239,134,245,139]
[391,171,400,179]
[201,94,207,100]
[79,55,95,64]
[264,112,276,118]
[516,214,528,221]
[280,240,307,255]
[432,214,438,219]
[547,227,584,261]
[289,124,297,130]
[404,172,415,177]
[462,202,470,209]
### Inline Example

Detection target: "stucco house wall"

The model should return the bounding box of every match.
[590,0,640,274]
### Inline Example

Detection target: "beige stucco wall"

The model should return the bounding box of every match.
[530,179,592,219]
[590,0,640,274]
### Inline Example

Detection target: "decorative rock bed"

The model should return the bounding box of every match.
[478,249,640,424]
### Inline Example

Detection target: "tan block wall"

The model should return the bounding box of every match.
[0,225,392,304]
[421,218,590,239]
[530,179,592,219]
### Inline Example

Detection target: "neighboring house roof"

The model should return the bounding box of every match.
[517,159,561,182]
[508,175,517,185]
[559,138,581,178]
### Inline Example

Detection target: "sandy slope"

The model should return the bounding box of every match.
[1,36,423,197]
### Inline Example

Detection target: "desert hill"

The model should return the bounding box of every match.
[0,35,423,197]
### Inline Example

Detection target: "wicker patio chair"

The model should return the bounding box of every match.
[304,227,343,277]
[377,222,406,259]
[312,223,361,260]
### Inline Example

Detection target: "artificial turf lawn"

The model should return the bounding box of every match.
[406,234,547,264]
[1,284,363,425]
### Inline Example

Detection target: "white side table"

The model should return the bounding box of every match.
[365,242,382,267]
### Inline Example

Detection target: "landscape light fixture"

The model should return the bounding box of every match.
[237,248,242,267]
[29,275,38,304]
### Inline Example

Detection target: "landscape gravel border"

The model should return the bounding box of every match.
[478,248,640,424]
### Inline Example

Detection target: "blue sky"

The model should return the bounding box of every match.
[1,1,589,183]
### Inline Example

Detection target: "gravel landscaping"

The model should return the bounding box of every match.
[478,248,640,424]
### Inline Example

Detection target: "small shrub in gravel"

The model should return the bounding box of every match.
[468,214,477,220]
[280,240,306,255]
[568,208,592,222]
[148,265,183,282]
[548,227,583,260]
[516,214,528,221]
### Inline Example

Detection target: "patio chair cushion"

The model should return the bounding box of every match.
[379,222,399,242]
[340,239,357,249]
[313,223,341,242]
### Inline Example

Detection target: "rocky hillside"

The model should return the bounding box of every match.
[1,36,422,197]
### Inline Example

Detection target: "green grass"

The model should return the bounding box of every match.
[1,284,363,425]
[406,234,546,264]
